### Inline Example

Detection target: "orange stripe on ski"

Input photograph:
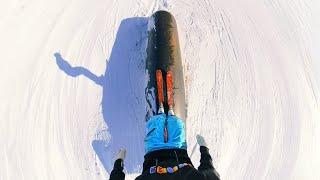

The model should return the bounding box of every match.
[156,70,164,104]
[166,71,174,107]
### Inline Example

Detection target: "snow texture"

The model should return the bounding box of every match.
[1,0,320,179]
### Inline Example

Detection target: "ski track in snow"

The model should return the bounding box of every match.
[0,0,320,179]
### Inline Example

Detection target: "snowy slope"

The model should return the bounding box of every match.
[1,0,319,179]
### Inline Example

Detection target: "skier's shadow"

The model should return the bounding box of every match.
[54,17,148,173]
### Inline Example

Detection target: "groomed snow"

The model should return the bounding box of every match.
[1,0,319,179]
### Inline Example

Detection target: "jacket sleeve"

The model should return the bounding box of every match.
[109,159,125,180]
[198,146,220,180]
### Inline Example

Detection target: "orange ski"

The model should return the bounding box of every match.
[156,70,164,108]
[166,71,174,109]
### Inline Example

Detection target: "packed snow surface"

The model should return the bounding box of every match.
[1,0,320,179]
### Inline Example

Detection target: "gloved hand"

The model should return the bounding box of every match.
[196,134,208,147]
[115,148,127,161]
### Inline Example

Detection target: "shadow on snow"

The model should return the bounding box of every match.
[54,17,148,173]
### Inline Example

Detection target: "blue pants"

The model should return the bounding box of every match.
[144,114,187,154]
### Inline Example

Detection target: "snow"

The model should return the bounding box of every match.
[0,0,319,179]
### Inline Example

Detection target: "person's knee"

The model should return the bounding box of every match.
[167,115,183,122]
[167,116,185,128]
[147,114,166,123]
[145,114,166,140]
